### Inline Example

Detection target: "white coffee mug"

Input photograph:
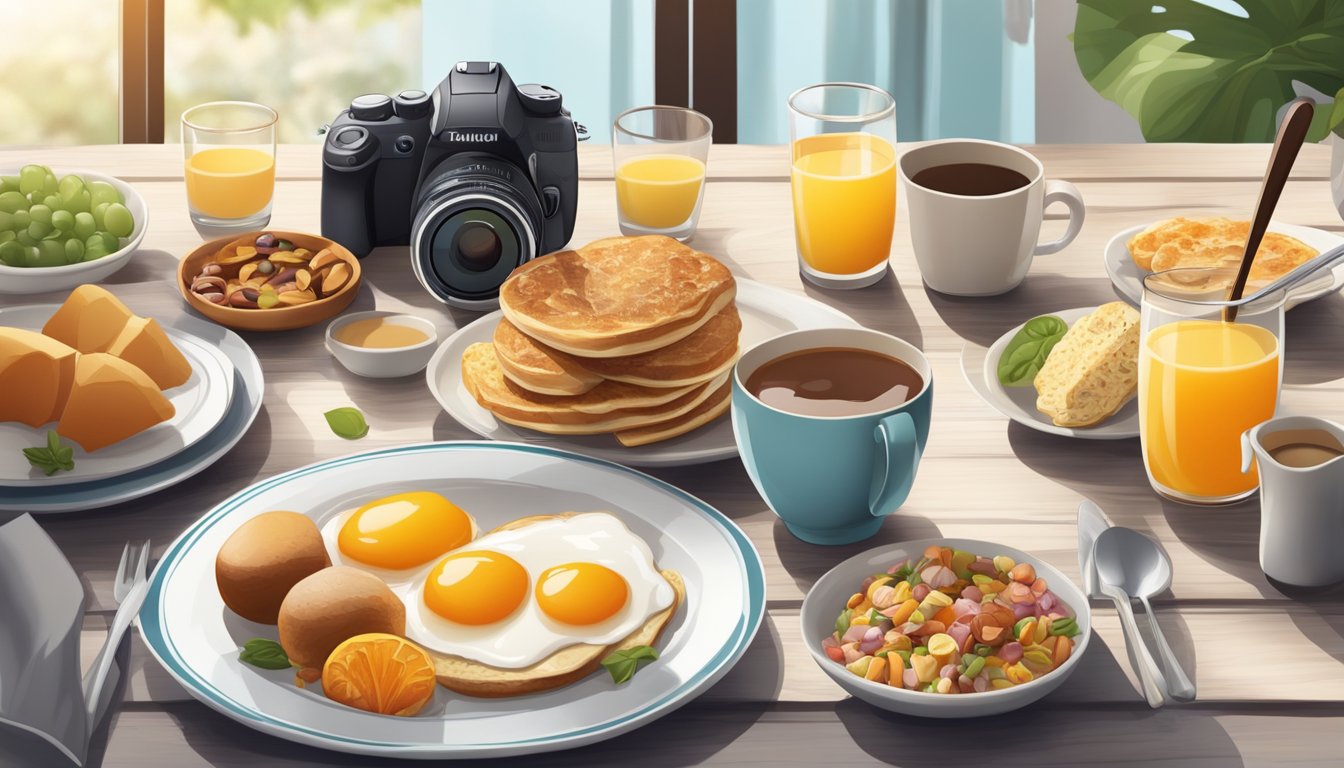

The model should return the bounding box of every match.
[899,139,1085,296]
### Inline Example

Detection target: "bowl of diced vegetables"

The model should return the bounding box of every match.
[801,539,1091,718]
[0,165,147,294]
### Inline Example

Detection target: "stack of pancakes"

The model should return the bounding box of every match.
[462,236,739,447]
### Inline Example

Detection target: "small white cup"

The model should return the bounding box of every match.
[1242,416,1344,587]
[325,311,439,379]
[899,139,1085,296]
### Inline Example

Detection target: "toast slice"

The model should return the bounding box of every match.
[1033,302,1140,428]
[430,514,683,698]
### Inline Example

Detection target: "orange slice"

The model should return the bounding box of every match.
[321,633,437,716]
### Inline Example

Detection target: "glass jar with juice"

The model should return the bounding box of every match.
[1139,268,1285,505]
[181,101,278,237]
[788,83,897,289]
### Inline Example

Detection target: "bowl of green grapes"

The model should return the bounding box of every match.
[0,165,147,294]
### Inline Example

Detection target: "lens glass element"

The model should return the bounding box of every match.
[428,208,520,297]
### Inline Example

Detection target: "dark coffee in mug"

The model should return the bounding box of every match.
[745,347,923,418]
[910,162,1030,197]
[1264,428,1344,468]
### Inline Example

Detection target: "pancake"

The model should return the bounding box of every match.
[1128,217,1318,283]
[615,381,730,447]
[499,236,737,357]
[432,513,684,698]
[494,305,741,393]
[493,320,604,396]
[462,342,728,433]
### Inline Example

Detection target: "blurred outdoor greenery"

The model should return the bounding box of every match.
[0,0,419,145]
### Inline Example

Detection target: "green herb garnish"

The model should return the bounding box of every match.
[600,645,659,684]
[324,407,369,439]
[997,315,1069,387]
[238,638,292,670]
[23,431,74,476]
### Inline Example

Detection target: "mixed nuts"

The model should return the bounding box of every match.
[188,232,355,309]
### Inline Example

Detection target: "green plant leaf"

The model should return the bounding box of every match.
[22,432,75,476]
[600,645,659,684]
[997,315,1069,387]
[323,407,368,439]
[238,638,292,670]
[1073,0,1344,142]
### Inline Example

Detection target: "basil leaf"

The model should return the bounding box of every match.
[997,315,1069,387]
[46,430,60,453]
[22,432,75,476]
[238,638,292,670]
[324,407,369,439]
[600,645,659,684]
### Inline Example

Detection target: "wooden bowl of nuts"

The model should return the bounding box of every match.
[178,231,362,331]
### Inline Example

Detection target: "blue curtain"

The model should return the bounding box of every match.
[736,0,1035,144]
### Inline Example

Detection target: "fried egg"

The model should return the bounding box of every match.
[322,491,477,580]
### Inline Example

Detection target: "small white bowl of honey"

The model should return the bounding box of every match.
[325,311,439,378]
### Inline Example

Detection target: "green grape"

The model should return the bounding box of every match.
[0,240,22,266]
[41,228,62,241]
[103,203,133,237]
[12,209,30,229]
[83,235,109,260]
[64,189,90,214]
[0,176,18,193]
[27,221,52,240]
[41,171,58,198]
[35,239,65,267]
[91,202,109,229]
[0,211,12,231]
[15,230,35,246]
[73,211,95,239]
[50,209,73,232]
[18,165,46,195]
[64,238,85,264]
[88,180,121,207]
[0,191,26,213]
[97,231,119,252]
[0,230,13,244]
[58,174,84,201]
[42,194,61,210]
[29,204,51,225]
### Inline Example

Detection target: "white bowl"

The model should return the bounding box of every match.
[800,537,1092,718]
[325,311,439,378]
[0,166,149,295]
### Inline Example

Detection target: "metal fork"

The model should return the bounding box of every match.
[82,540,152,729]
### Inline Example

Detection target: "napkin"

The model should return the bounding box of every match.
[0,514,88,766]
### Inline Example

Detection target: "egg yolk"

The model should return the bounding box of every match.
[535,562,629,626]
[337,491,473,570]
[423,551,529,625]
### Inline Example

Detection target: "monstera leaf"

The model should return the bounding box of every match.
[1073,0,1344,141]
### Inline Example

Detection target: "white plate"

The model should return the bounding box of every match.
[801,538,1090,718]
[0,167,148,295]
[0,304,234,486]
[962,306,1139,440]
[0,316,262,512]
[1104,221,1344,310]
[426,279,862,467]
[139,441,766,759]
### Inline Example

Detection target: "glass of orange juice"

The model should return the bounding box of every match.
[181,101,278,236]
[1139,267,1286,505]
[613,106,712,242]
[788,83,897,289]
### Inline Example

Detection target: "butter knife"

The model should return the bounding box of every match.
[1077,499,1112,599]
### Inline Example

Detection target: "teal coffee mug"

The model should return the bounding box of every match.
[732,328,932,545]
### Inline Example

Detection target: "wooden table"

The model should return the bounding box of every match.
[2,143,1342,767]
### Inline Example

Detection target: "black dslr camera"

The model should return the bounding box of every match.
[320,62,580,309]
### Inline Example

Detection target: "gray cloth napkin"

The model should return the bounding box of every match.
[0,514,88,766]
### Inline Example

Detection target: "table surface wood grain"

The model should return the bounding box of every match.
[2,143,1342,767]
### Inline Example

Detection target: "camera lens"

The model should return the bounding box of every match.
[411,155,544,310]
[454,221,502,272]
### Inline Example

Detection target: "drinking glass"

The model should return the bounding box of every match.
[1139,267,1286,505]
[788,83,897,289]
[612,106,712,242]
[181,101,278,237]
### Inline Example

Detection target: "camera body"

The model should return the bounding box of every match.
[321,61,579,309]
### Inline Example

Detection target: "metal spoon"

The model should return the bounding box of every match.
[1095,527,1197,705]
